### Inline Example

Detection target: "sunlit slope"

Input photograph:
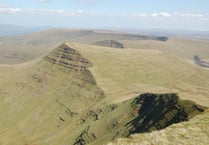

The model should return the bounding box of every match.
[119,38,209,60]
[0,42,208,144]
[0,124,26,145]
[73,42,209,106]
[0,43,104,145]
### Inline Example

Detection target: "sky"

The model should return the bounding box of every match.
[0,0,209,30]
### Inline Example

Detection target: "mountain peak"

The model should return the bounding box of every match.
[44,42,92,71]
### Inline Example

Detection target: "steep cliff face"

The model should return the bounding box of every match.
[108,94,209,145]
[128,93,205,133]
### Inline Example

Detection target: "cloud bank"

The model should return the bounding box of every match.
[0,4,208,30]
[0,3,21,13]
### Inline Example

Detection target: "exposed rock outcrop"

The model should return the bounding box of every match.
[94,40,124,48]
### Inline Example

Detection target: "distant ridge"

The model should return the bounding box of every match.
[0,29,168,64]
[0,24,51,36]
[94,40,124,48]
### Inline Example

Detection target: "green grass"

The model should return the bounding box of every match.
[119,38,209,60]
[0,32,209,145]
[0,43,105,145]
[73,42,209,106]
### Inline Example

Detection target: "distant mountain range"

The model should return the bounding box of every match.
[0,24,52,36]
[1,24,209,39]
[104,27,209,39]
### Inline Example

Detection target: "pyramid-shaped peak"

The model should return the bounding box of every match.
[63,42,70,46]
[44,42,92,71]
[59,42,76,50]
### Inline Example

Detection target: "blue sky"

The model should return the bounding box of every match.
[0,0,209,30]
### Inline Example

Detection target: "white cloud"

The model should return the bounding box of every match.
[33,9,85,16]
[0,7,21,13]
[0,3,21,14]
[130,12,208,21]
[0,3,84,16]
[151,12,171,17]
[131,12,172,18]
[175,13,203,18]
[173,12,208,21]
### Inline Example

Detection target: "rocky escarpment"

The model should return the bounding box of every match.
[94,40,124,48]
[193,55,209,69]
[128,93,205,133]
[44,42,92,72]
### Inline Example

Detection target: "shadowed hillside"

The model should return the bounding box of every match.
[128,93,205,133]
[108,111,209,145]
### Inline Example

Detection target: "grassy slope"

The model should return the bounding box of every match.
[119,38,209,60]
[1,30,209,105]
[74,41,209,144]
[73,42,209,106]
[0,43,105,145]
[0,32,209,144]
